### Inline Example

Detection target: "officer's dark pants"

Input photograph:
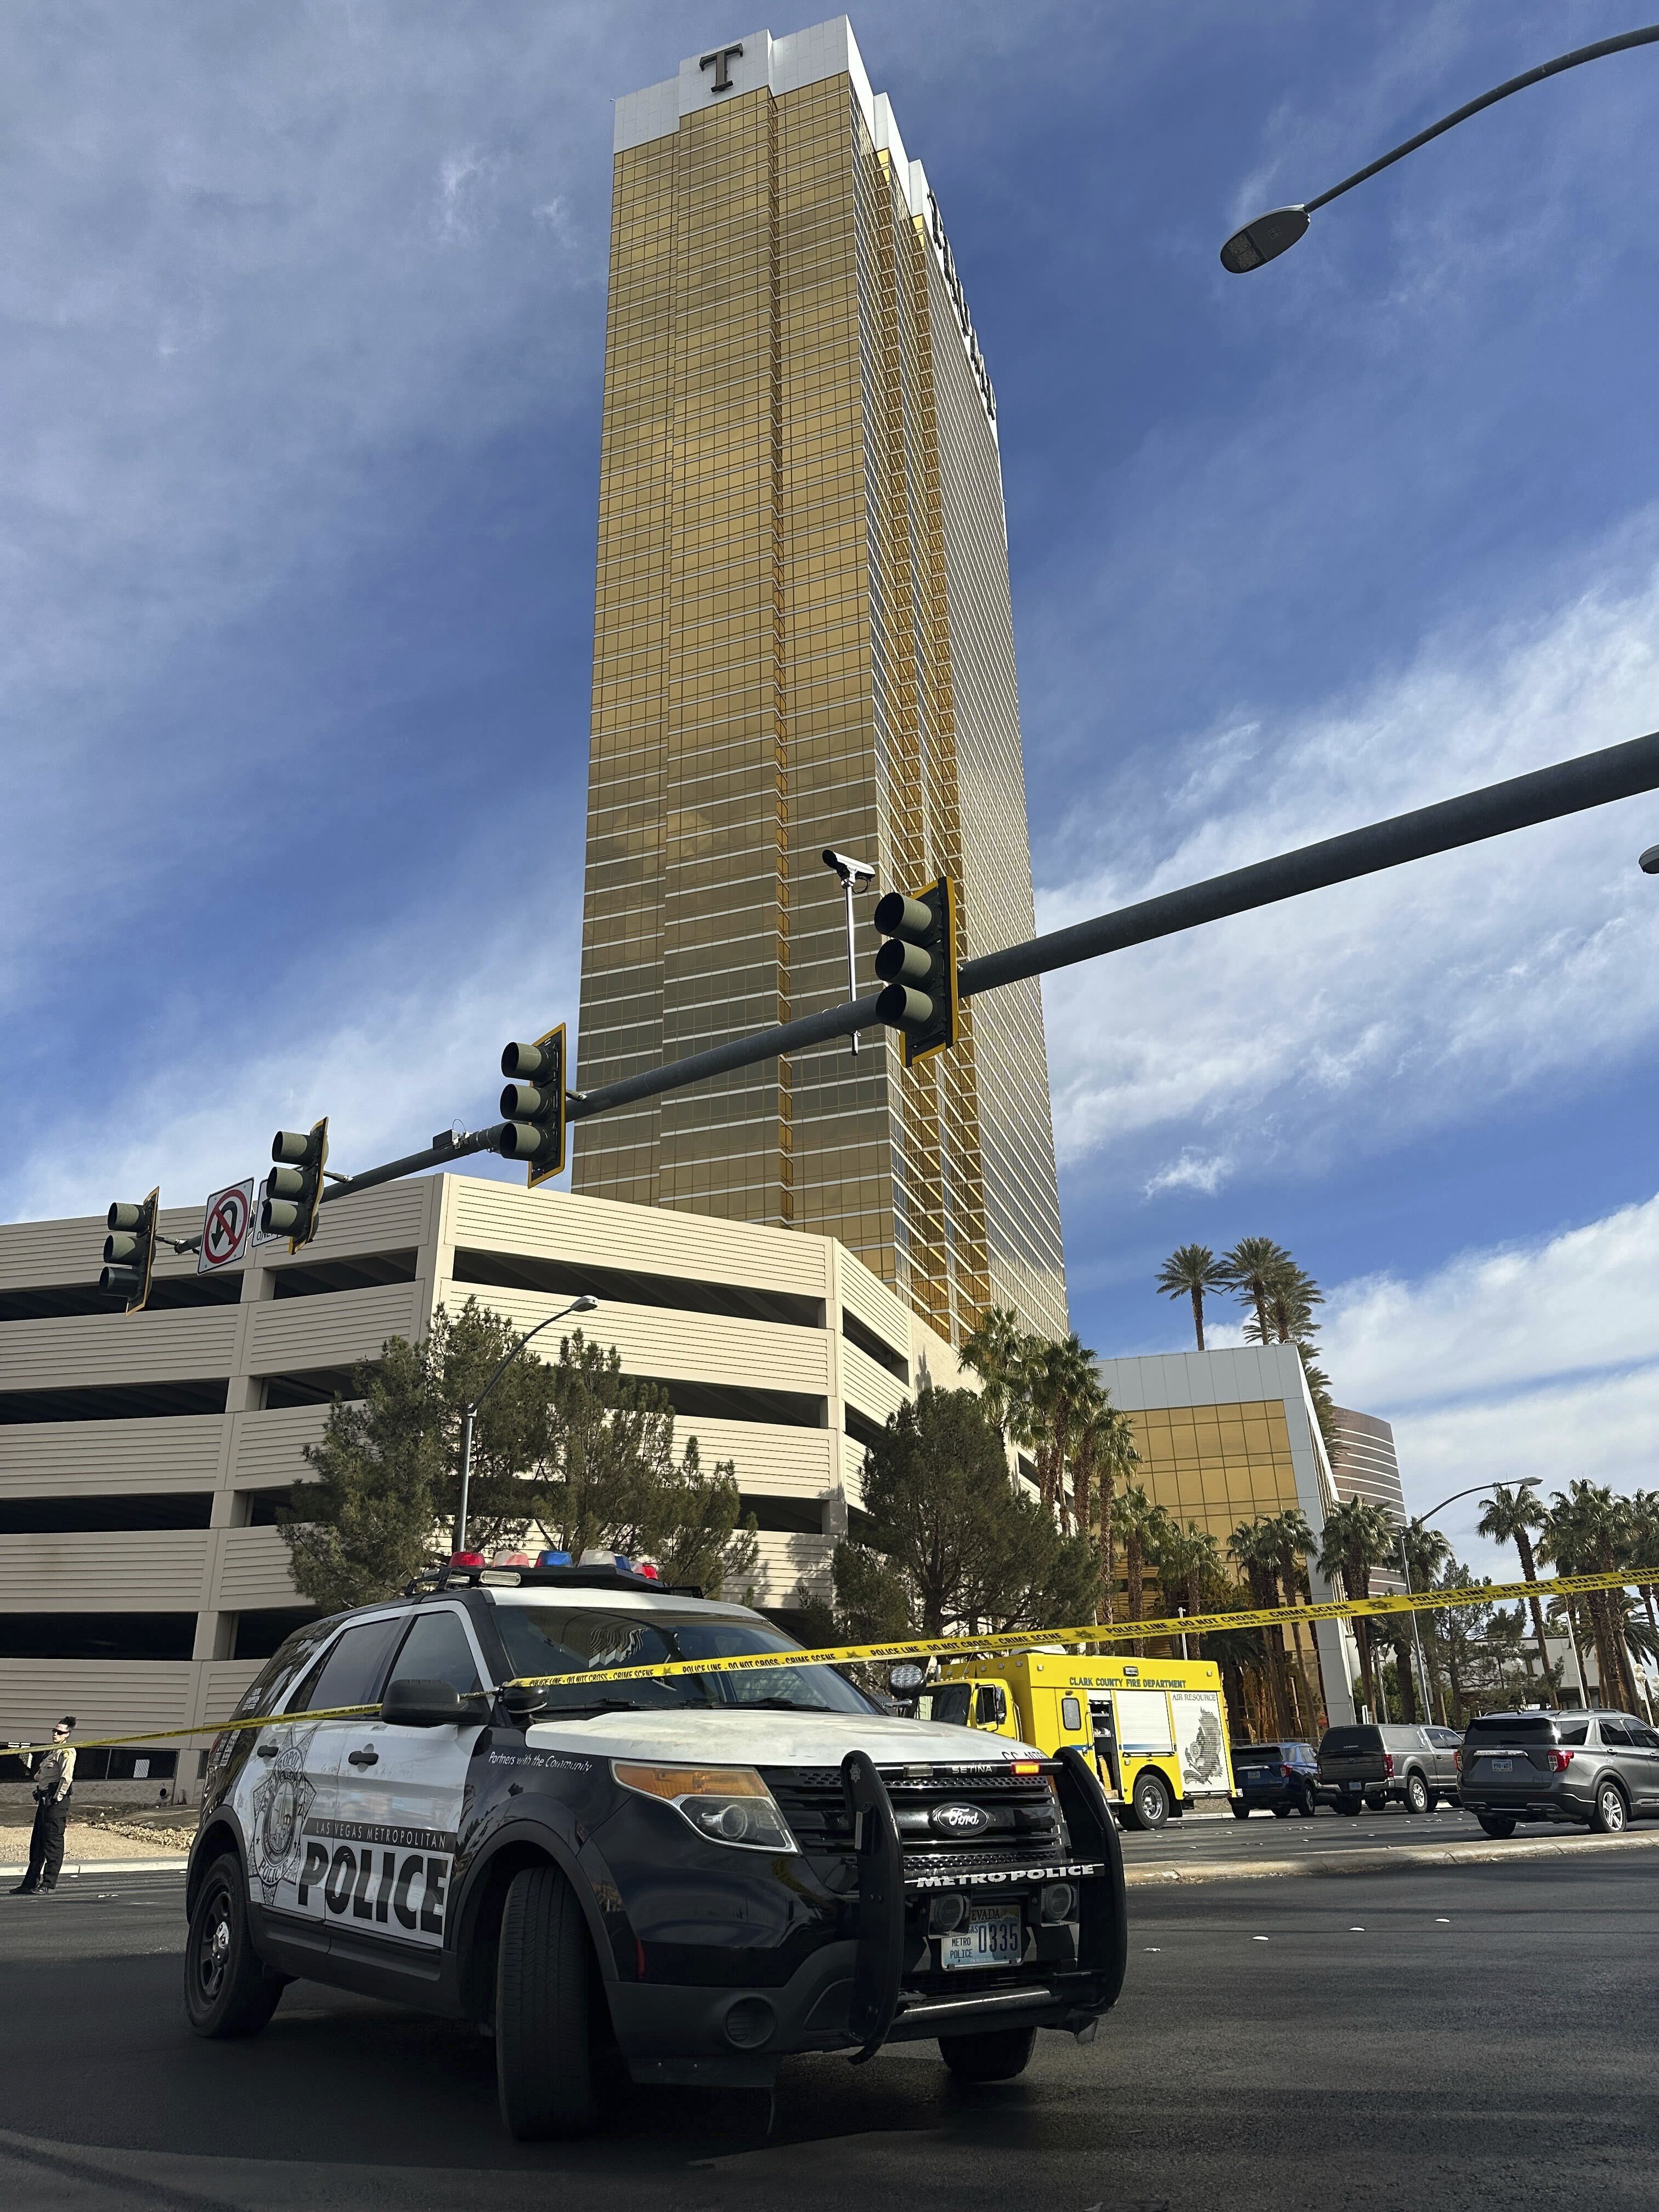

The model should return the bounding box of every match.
[21,1797,69,1891]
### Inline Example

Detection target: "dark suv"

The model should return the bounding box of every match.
[1229,1742,1319,1818]
[1457,1709,1659,1836]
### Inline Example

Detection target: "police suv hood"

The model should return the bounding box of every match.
[524,1707,1042,1768]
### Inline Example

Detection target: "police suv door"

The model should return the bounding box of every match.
[324,1605,490,1954]
[237,1610,407,1943]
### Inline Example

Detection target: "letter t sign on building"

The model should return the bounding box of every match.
[700,43,742,93]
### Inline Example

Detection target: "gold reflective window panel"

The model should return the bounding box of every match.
[575,74,1068,1344]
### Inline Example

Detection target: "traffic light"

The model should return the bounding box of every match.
[101,1188,160,1312]
[873,877,960,1065]
[259,1119,329,1252]
[499,1023,566,1190]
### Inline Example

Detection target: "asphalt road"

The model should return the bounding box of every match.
[2,1854,1654,2211]
[1121,1799,1496,1868]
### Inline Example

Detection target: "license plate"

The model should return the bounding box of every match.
[1242,1769,1269,1782]
[941,1908,1023,1971]
[1487,1759,1515,1774]
[1345,1781,1363,1793]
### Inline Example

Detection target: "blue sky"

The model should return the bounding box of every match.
[5,3,1658,1569]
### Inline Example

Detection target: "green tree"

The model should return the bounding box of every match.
[283,1301,752,1611]
[1541,1481,1639,1709]
[958,1308,1034,1443]
[1154,1245,1230,1351]
[1228,1516,1295,1737]
[1221,1238,1295,1342]
[1317,1497,1395,1720]
[1073,1395,1141,1622]
[1024,1334,1102,1528]
[1148,1517,1221,1651]
[1112,1484,1172,1656]
[1476,1484,1555,1705]
[852,1389,1097,1637]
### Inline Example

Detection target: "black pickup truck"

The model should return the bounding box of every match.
[185,1560,1129,2137]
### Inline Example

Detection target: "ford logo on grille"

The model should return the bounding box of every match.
[929,1801,990,1836]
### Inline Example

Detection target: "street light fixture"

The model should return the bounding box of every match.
[453,1294,599,1555]
[1220,22,1659,273]
[821,848,876,1057]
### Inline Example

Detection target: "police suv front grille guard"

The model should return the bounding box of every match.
[838,1748,1126,2063]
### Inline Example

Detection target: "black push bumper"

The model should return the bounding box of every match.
[607,1747,1128,2087]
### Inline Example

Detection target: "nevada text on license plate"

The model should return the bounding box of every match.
[942,1909,1023,1971]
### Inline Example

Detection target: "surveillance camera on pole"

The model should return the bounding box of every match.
[821,849,876,1056]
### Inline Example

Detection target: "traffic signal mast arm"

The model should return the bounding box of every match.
[161,722,1659,1237]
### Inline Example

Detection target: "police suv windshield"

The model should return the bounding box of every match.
[491,1604,878,1715]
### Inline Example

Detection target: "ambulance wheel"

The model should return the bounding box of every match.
[496,1863,596,2139]
[183,1858,283,2039]
[939,2024,1036,2082]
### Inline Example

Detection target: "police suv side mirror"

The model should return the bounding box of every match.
[382,1678,475,1729]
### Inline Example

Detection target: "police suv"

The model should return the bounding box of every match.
[185,1555,1127,2137]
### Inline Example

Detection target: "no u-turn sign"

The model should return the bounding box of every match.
[199,1178,255,1273]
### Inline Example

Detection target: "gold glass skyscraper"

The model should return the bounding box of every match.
[574,19,1067,1346]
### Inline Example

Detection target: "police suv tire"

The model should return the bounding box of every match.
[1590,1781,1628,1835]
[495,1863,596,2140]
[1298,1787,1317,1818]
[1477,1815,1516,1839]
[1230,1802,1251,1819]
[1271,1804,1290,1819]
[938,2024,1036,2082]
[184,1858,283,2039]
[1128,1772,1170,1831]
[1406,1773,1430,1815]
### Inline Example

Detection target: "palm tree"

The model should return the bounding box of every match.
[959,1307,1034,1443]
[1229,1516,1295,1736]
[1243,1265,1324,1348]
[1150,1518,1221,1653]
[1069,1391,1139,1620]
[1221,1237,1295,1342]
[1154,1245,1231,1351]
[1024,1334,1099,1527]
[1113,1485,1171,1655]
[1542,1482,1640,1710]
[1398,1519,1451,1722]
[1629,1491,1659,1697]
[1317,1497,1395,1720]
[1263,1509,1319,1731]
[1476,1484,1556,1705]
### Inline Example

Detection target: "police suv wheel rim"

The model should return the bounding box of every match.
[1601,1786,1625,1831]
[199,1894,232,1999]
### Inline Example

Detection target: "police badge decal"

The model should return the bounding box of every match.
[249,1728,319,1904]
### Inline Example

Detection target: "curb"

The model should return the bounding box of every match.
[0,1858,188,1879]
[1124,1827,1659,1886]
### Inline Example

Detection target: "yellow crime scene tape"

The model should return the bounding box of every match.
[9,1566,1650,1757]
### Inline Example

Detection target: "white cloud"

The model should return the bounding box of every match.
[0,888,582,1229]
[1041,544,1659,1181]
[1143,1148,1232,1198]
[1320,1195,1659,1565]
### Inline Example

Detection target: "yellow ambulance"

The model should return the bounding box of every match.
[915,1650,1234,1831]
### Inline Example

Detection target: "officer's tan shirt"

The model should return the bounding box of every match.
[30,1745,75,1801]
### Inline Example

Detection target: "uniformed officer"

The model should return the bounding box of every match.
[11,1717,76,1895]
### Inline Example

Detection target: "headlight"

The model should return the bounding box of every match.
[612,1762,797,1853]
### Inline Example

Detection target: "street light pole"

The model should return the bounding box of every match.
[1405,1477,1547,1720]
[453,1294,599,1555]
[1221,22,1659,273]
